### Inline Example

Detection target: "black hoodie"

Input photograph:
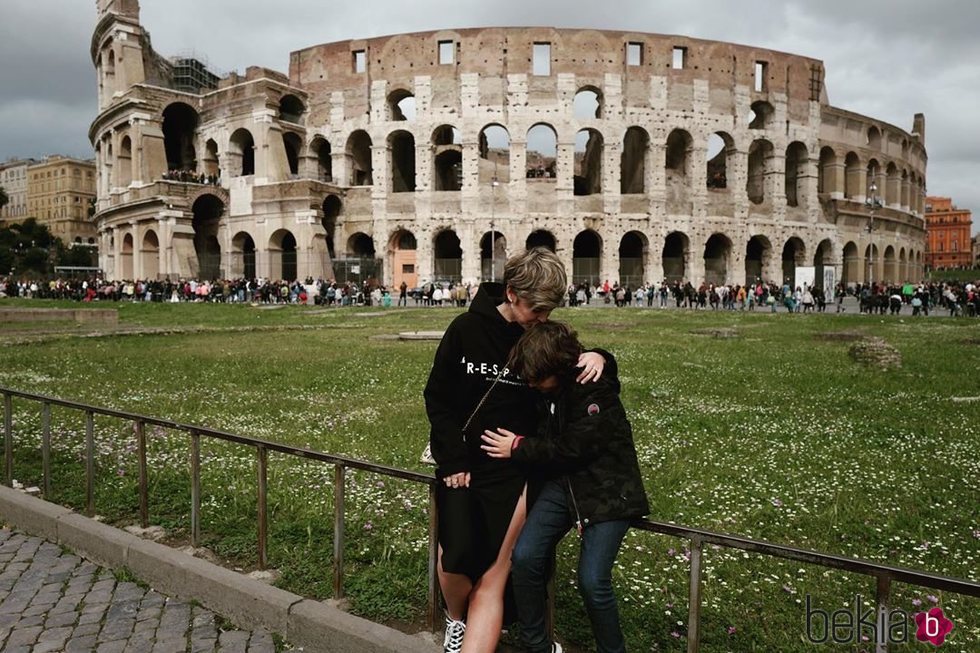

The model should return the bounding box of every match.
[424,282,539,478]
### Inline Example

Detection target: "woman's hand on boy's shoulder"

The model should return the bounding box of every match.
[576,351,605,383]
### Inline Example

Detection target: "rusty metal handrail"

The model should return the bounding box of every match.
[2,387,978,652]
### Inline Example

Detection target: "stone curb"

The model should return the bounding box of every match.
[0,486,439,653]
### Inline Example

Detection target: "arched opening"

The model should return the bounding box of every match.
[279,95,305,123]
[479,124,510,184]
[526,124,558,179]
[619,231,646,287]
[118,136,133,187]
[782,237,806,288]
[192,194,224,279]
[232,232,256,279]
[745,235,772,285]
[283,132,302,176]
[525,230,556,252]
[389,229,418,290]
[270,230,298,281]
[785,141,808,207]
[665,129,693,202]
[901,169,910,209]
[162,103,199,171]
[621,127,648,194]
[573,129,603,196]
[203,139,219,178]
[844,152,861,199]
[312,137,332,182]
[813,239,834,291]
[121,233,134,280]
[747,139,773,204]
[229,128,256,177]
[885,162,900,206]
[706,132,735,190]
[662,232,689,283]
[899,247,907,283]
[347,131,373,185]
[573,87,602,119]
[388,89,416,121]
[348,233,376,257]
[433,230,462,282]
[867,126,882,149]
[818,147,837,195]
[389,130,416,192]
[866,159,881,198]
[141,230,160,280]
[748,100,774,130]
[480,231,507,280]
[703,233,732,286]
[105,48,116,85]
[572,230,602,285]
[883,245,897,284]
[433,125,462,192]
[842,241,859,285]
[321,195,342,258]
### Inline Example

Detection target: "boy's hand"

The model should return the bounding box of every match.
[576,351,605,383]
[481,428,519,458]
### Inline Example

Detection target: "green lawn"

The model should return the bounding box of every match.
[1,299,978,652]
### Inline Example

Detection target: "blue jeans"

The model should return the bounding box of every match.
[511,480,630,653]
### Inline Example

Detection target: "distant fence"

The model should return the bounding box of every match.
[2,387,978,652]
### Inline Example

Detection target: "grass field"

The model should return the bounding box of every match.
[0,299,978,652]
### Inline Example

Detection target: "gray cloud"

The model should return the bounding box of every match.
[1,0,976,232]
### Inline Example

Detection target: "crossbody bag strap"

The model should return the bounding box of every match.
[461,367,506,440]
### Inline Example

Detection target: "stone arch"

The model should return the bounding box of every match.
[899,247,907,282]
[141,229,159,280]
[867,126,882,149]
[279,94,305,124]
[526,123,558,178]
[432,229,462,282]
[866,158,881,198]
[388,228,418,289]
[813,239,834,290]
[665,129,693,201]
[388,88,416,121]
[619,231,647,287]
[162,102,199,171]
[749,100,774,129]
[900,168,910,209]
[782,237,806,287]
[883,245,897,283]
[231,231,257,279]
[119,232,134,280]
[574,128,603,196]
[191,194,224,279]
[228,128,256,177]
[844,152,861,199]
[662,231,689,283]
[526,230,557,252]
[572,229,602,285]
[432,125,462,192]
[480,231,507,280]
[785,141,808,208]
[706,132,735,190]
[885,162,900,206]
[818,146,837,195]
[745,235,773,285]
[703,233,732,286]
[118,135,133,187]
[347,232,376,257]
[479,124,510,183]
[388,130,416,192]
[283,132,302,176]
[842,241,859,285]
[573,86,602,119]
[269,229,298,281]
[203,139,219,177]
[347,130,373,185]
[621,127,648,194]
[321,194,342,258]
[311,136,332,182]
[747,139,774,204]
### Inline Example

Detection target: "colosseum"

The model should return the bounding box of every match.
[90,0,928,290]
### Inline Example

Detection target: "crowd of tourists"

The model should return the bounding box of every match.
[161,170,221,186]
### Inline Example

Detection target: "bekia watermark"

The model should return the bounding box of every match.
[805,594,954,646]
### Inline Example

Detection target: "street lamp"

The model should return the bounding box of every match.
[865,182,882,287]
[490,174,499,282]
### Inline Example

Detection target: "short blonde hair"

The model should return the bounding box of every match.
[503,247,567,311]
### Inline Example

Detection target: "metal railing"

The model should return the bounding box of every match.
[2,386,978,653]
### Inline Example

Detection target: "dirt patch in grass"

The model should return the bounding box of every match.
[689,327,738,339]
[849,337,902,369]
[813,331,866,342]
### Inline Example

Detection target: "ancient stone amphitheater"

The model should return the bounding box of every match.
[91,0,927,289]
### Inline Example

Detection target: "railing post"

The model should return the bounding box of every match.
[875,573,892,653]
[257,445,268,571]
[4,393,13,487]
[85,411,95,517]
[135,421,148,528]
[333,464,345,599]
[41,403,51,497]
[686,536,704,653]
[427,482,439,632]
[190,431,201,548]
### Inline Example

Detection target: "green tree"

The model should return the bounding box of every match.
[0,185,8,212]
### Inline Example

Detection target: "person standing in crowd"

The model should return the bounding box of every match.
[481,321,649,653]
[424,248,606,653]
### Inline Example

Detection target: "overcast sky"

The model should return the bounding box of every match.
[1,0,976,233]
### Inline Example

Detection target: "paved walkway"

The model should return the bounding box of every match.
[0,529,283,653]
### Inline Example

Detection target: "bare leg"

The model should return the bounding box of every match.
[438,544,473,621]
[461,487,528,653]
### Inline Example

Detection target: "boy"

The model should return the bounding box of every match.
[481,322,649,653]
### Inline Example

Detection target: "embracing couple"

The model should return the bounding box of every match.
[424,248,649,653]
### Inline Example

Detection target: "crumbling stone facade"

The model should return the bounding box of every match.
[91,0,927,287]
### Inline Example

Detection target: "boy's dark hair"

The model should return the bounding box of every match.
[508,321,582,385]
